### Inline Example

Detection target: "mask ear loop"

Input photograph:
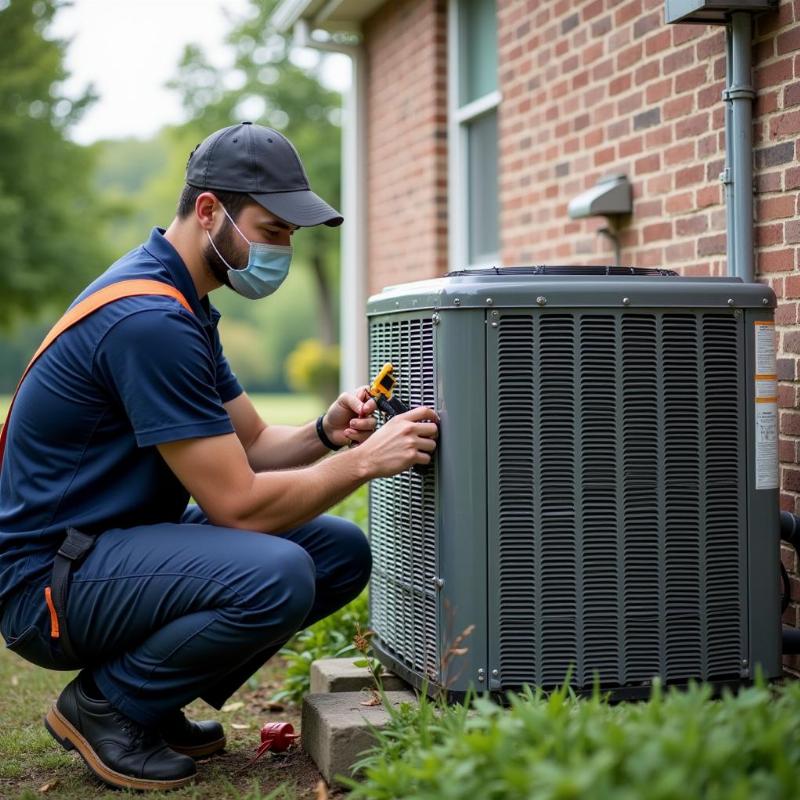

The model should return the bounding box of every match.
[206,201,250,272]
[206,230,235,271]
[220,204,251,246]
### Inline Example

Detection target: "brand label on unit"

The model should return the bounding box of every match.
[754,321,778,491]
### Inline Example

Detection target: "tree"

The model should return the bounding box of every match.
[0,0,110,326]
[168,0,343,345]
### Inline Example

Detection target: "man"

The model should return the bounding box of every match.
[0,122,438,791]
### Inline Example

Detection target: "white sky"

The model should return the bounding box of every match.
[50,0,350,145]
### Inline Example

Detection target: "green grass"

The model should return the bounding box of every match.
[246,393,324,426]
[0,651,307,799]
[0,393,323,427]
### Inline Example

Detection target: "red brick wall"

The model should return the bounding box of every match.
[497,0,792,273]
[362,0,800,667]
[757,4,800,662]
[498,0,726,271]
[363,0,448,296]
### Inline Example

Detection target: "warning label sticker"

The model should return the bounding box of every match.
[755,321,776,377]
[755,403,778,490]
[755,321,778,491]
[755,378,778,399]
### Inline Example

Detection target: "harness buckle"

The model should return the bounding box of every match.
[57,528,96,562]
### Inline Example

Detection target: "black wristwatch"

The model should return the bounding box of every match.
[316,414,342,451]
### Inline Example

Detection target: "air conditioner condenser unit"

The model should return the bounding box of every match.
[366,266,781,701]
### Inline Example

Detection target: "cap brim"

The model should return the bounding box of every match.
[249,189,343,228]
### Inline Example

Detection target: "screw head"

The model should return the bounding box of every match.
[491,321,498,328]
[432,313,440,325]
[491,669,499,678]
[762,298,769,306]
[454,298,461,306]
[727,298,735,307]
[486,297,493,305]
[536,296,546,306]
[622,297,630,306]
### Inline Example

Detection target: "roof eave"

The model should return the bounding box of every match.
[271,0,387,33]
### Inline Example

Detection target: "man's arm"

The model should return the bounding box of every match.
[157,405,438,533]
[224,392,328,470]
[224,390,378,471]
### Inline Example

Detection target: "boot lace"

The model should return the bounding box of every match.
[113,711,161,748]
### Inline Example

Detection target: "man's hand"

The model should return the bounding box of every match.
[322,386,378,447]
[357,406,439,477]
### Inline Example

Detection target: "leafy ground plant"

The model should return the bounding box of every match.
[342,676,800,800]
[270,590,367,706]
[270,486,370,706]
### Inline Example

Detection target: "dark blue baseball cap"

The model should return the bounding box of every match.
[186,122,343,227]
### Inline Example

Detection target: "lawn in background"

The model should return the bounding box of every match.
[247,393,325,426]
[0,393,325,428]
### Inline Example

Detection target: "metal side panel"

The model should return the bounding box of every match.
[434,309,489,695]
[367,312,439,685]
[487,309,749,693]
[743,310,781,678]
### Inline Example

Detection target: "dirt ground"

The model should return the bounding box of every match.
[0,654,349,800]
[212,676,349,800]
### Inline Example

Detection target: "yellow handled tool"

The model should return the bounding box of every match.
[368,362,434,474]
[368,363,410,417]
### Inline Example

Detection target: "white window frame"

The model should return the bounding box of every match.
[447,0,501,271]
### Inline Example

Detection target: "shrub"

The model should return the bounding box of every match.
[285,338,340,406]
[342,676,800,800]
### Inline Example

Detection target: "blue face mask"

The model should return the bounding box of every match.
[206,206,293,300]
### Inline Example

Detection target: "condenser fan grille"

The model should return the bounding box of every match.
[368,317,438,680]
[490,311,745,689]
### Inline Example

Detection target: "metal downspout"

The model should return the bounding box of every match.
[294,20,368,394]
[727,12,757,282]
[723,32,736,278]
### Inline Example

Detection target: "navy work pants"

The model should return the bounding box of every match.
[0,508,371,726]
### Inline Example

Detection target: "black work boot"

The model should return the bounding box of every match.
[44,674,197,791]
[158,708,226,758]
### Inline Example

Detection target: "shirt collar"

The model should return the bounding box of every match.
[142,228,218,328]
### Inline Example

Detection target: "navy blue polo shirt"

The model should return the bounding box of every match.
[0,228,243,603]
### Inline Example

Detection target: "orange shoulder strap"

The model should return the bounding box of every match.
[0,279,194,469]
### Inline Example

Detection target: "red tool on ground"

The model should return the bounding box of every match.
[236,722,299,773]
[255,722,299,761]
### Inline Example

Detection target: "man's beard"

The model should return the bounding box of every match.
[203,219,245,289]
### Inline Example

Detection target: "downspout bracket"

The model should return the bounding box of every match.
[726,87,756,100]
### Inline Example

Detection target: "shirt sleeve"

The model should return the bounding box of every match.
[93,308,236,447]
[211,325,243,404]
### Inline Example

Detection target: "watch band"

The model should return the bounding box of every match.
[316,414,342,451]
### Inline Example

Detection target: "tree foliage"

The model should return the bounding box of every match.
[168,0,343,345]
[0,0,346,395]
[0,0,109,326]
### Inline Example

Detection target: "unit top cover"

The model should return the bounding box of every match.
[367,265,776,314]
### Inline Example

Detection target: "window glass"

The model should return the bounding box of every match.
[467,109,499,264]
[459,0,498,106]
